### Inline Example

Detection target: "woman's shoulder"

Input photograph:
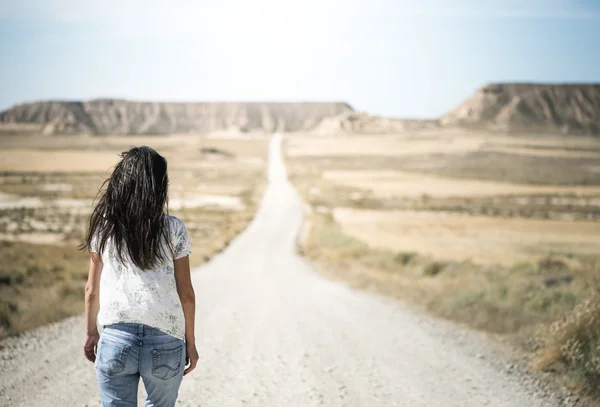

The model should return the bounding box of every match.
[167,215,187,230]
[167,215,191,258]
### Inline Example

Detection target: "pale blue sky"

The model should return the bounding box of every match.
[1,0,599,118]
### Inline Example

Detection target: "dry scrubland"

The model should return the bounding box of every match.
[0,128,267,338]
[286,131,600,398]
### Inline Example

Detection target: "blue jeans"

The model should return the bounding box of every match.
[95,323,186,407]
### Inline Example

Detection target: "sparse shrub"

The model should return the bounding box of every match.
[51,264,65,274]
[395,251,417,265]
[538,256,570,273]
[526,290,578,313]
[543,275,574,288]
[423,262,444,276]
[0,299,18,329]
[0,267,26,285]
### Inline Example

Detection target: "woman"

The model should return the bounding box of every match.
[81,146,199,407]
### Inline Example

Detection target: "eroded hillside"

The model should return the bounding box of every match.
[2,84,600,136]
[0,100,353,135]
[441,84,600,135]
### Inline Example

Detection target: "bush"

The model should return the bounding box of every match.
[538,256,570,273]
[424,262,445,276]
[0,267,26,285]
[395,252,417,265]
[0,299,18,328]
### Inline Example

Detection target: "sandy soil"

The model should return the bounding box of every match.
[0,136,573,407]
[334,208,600,264]
[485,145,600,159]
[322,169,600,198]
[286,134,485,157]
[0,135,266,245]
[0,149,120,173]
[286,132,600,159]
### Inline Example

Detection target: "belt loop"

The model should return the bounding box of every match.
[138,324,144,336]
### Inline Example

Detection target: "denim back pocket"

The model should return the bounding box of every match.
[151,344,183,380]
[96,337,130,376]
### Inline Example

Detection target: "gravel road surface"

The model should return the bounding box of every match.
[0,135,571,406]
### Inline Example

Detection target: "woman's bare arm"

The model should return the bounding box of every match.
[83,253,103,362]
[174,255,199,375]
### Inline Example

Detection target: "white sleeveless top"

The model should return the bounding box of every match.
[91,216,191,340]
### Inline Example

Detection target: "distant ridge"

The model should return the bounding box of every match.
[0,100,353,135]
[440,83,600,135]
[2,84,600,136]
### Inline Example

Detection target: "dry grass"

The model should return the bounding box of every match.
[485,145,600,159]
[0,241,89,338]
[302,213,599,333]
[486,134,600,149]
[333,208,600,264]
[536,297,600,397]
[0,134,268,173]
[288,131,600,186]
[287,131,600,158]
[0,133,268,339]
[0,149,121,173]
[303,211,600,400]
[323,170,600,198]
[286,134,485,157]
[0,133,268,157]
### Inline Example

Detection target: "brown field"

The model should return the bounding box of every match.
[333,208,600,264]
[0,132,268,338]
[287,130,600,397]
[286,134,485,157]
[322,170,600,198]
[485,145,600,159]
[0,149,120,173]
[286,132,600,158]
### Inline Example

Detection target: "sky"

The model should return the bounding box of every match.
[0,0,599,118]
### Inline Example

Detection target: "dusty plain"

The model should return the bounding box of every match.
[0,129,268,338]
[286,130,600,398]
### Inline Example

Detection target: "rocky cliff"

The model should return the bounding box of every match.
[440,84,600,135]
[0,100,353,135]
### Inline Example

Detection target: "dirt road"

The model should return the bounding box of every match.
[0,135,565,406]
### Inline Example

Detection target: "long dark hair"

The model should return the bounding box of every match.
[81,146,172,270]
